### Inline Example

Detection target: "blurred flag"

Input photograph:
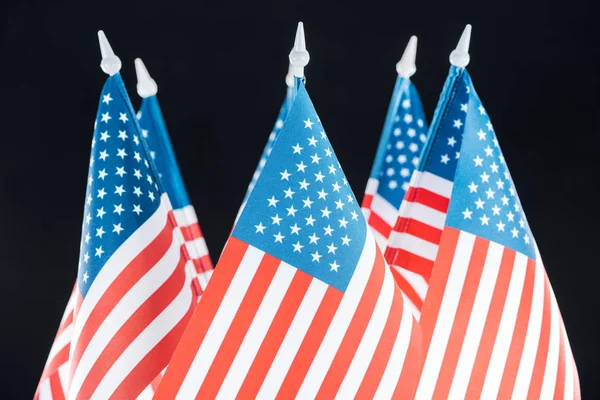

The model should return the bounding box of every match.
[137,90,213,294]
[37,73,199,400]
[411,67,580,399]
[362,76,429,252]
[154,79,422,399]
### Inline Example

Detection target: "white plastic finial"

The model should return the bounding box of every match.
[285,63,295,88]
[97,30,122,76]
[450,24,471,68]
[396,35,418,79]
[134,58,158,98]
[289,22,310,78]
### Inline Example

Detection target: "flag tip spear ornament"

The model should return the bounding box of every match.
[289,21,310,78]
[450,24,471,68]
[396,35,418,79]
[97,30,121,76]
[134,58,158,98]
[285,63,295,88]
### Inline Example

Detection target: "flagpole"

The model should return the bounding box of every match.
[450,24,472,68]
[289,21,309,102]
[98,30,121,76]
[285,63,294,105]
[134,58,158,98]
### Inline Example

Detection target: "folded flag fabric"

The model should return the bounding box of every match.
[137,94,214,295]
[37,73,200,400]
[409,67,580,399]
[362,75,429,253]
[154,79,423,399]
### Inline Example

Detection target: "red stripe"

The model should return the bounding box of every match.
[112,301,195,399]
[77,254,189,399]
[526,278,552,399]
[315,249,386,398]
[38,344,70,383]
[275,287,343,399]
[393,313,422,399]
[553,320,566,400]
[385,247,435,279]
[396,216,443,244]
[195,253,280,399]
[70,218,174,378]
[389,267,424,310]
[432,237,490,398]
[354,286,403,399]
[191,255,213,274]
[367,211,393,239]
[153,238,248,400]
[497,258,536,398]
[150,372,163,392]
[361,194,373,209]
[180,222,204,243]
[56,310,74,339]
[404,186,450,213]
[236,270,313,399]
[465,247,516,398]
[49,371,65,400]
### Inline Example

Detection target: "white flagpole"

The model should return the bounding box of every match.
[98,30,122,76]
[288,21,310,101]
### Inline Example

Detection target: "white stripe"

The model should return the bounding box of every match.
[448,241,504,399]
[69,232,182,399]
[58,364,69,394]
[137,386,154,400]
[215,262,296,399]
[373,301,413,398]
[38,379,52,400]
[395,201,447,230]
[175,246,264,399]
[387,232,438,261]
[563,324,574,400]
[361,207,372,222]
[403,293,422,322]
[411,171,454,197]
[185,238,209,259]
[70,196,170,357]
[256,279,328,399]
[173,205,198,226]
[414,231,476,400]
[370,194,399,226]
[60,290,77,325]
[480,252,528,399]
[90,271,193,399]
[512,257,545,397]
[364,178,379,195]
[335,265,396,399]
[393,266,429,300]
[539,288,561,399]
[47,324,73,362]
[371,227,387,253]
[296,233,376,399]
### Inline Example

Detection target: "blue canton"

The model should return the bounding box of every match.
[418,66,471,182]
[78,74,161,296]
[372,78,429,209]
[137,95,191,210]
[234,81,366,292]
[445,70,536,260]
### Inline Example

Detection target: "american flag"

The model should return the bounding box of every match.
[154,80,422,399]
[36,73,199,400]
[413,68,580,399]
[385,66,467,318]
[362,76,429,252]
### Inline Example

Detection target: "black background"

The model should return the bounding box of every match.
[1,0,599,398]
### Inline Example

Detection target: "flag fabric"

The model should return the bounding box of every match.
[137,94,214,295]
[37,73,199,400]
[362,75,429,252]
[384,66,467,318]
[410,67,580,399]
[154,80,422,399]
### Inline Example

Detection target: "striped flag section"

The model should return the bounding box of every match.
[385,66,468,318]
[412,66,579,399]
[155,79,422,399]
[361,75,429,251]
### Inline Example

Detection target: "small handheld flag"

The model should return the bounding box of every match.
[405,25,580,400]
[154,22,423,400]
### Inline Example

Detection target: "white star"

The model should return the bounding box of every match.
[441,154,450,164]
[88,176,93,186]
[292,143,303,154]
[267,196,279,207]
[477,129,487,140]
[83,252,90,262]
[448,136,457,146]
[324,148,332,157]
[496,179,505,189]
[507,211,515,222]
[486,121,494,131]
[133,135,140,145]
[485,188,496,199]
[462,208,473,219]
[402,99,411,109]
[311,153,321,164]
[341,235,351,246]
[460,103,468,112]
[118,130,128,140]
[255,222,266,233]
[114,185,126,196]
[514,203,521,212]
[351,211,359,221]
[86,194,92,205]
[511,228,519,238]
[504,170,511,180]
[480,214,490,226]
[484,146,494,157]
[473,155,484,167]
[387,168,395,177]
[97,188,107,199]
[396,141,405,150]
[309,233,320,244]
[327,243,338,254]
[346,194,354,204]
[113,204,124,215]
[315,171,325,182]
[102,93,113,104]
[290,223,301,235]
[323,225,334,236]
[339,217,349,228]
[133,187,142,197]
[113,223,124,234]
[119,112,128,123]
[496,220,506,232]
[305,215,316,226]
[397,154,407,164]
[519,218,525,228]
[494,138,500,149]
[409,143,419,153]
[328,164,337,175]
[280,170,291,180]
[271,214,282,225]
[274,232,285,243]
[388,180,398,189]
[133,169,142,179]
[96,207,106,219]
[407,128,416,138]
[524,235,530,244]
[489,162,499,174]
[303,197,313,208]
[329,261,340,272]
[456,152,461,159]
[311,251,322,262]
[96,226,105,238]
[404,114,413,123]
[117,148,127,159]
[299,179,310,190]
[308,136,318,147]
[133,205,143,215]
[293,241,304,253]
[84,233,91,244]
[332,182,341,192]
[296,161,307,172]
[284,187,295,199]
[286,205,297,217]
[481,172,490,183]
[95,246,104,257]
[321,207,331,218]
[478,105,486,115]
[453,119,463,129]
[86,214,92,224]
[116,167,126,177]
[148,191,155,202]
[99,150,109,161]
[101,112,111,123]
[501,195,510,206]
[468,182,479,193]
[304,118,314,129]
[475,198,485,209]
[98,169,108,180]
[491,204,501,215]
[334,199,344,210]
